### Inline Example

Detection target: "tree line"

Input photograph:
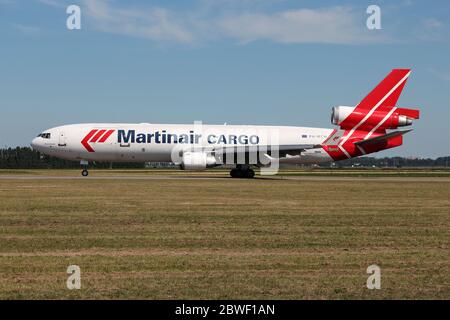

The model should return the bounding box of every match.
[0,147,144,169]
[335,156,450,168]
[0,147,449,169]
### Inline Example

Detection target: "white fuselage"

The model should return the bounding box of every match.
[31,123,335,165]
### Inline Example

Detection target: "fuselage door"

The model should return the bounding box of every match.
[58,132,67,147]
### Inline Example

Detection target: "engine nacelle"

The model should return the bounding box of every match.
[180,152,217,170]
[331,106,355,125]
[331,106,416,130]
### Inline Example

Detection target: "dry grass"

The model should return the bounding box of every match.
[0,170,449,299]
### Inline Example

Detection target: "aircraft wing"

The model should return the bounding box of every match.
[211,144,319,157]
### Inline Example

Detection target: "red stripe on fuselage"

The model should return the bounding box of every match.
[98,129,115,143]
[90,129,107,143]
[322,129,337,145]
[81,129,98,152]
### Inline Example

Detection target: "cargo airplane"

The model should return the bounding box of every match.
[31,69,420,178]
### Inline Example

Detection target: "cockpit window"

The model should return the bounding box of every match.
[37,133,51,139]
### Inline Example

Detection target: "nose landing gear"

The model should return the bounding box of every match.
[80,160,89,177]
[230,165,255,179]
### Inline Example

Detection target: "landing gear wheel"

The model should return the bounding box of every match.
[81,169,89,177]
[230,168,255,179]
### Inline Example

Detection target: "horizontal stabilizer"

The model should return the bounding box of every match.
[396,107,420,119]
[354,129,412,148]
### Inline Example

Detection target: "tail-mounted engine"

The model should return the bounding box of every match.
[331,106,420,131]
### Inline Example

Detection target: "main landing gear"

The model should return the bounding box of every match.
[230,165,255,179]
[80,160,89,177]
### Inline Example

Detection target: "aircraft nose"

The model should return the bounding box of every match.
[30,137,40,151]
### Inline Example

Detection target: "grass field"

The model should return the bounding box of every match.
[0,169,449,299]
[1,167,450,177]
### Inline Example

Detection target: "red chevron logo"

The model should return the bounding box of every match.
[81,129,115,152]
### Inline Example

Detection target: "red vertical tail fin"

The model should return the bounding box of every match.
[339,69,411,130]
[323,69,419,161]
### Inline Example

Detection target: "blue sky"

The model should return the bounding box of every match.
[0,0,449,158]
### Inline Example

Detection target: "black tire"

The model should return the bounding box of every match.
[230,169,238,178]
[230,168,255,178]
[230,169,243,178]
[81,169,89,177]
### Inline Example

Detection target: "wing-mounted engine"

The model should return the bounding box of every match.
[180,151,217,170]
[331,105,420,130]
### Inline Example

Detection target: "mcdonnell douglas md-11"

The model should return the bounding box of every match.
[31,69,420,178]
